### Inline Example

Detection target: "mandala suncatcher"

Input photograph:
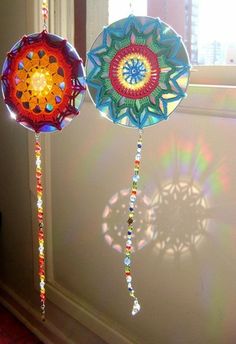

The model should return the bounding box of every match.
[87,15,190,315]
[1,1,86,320]
[1,30,85,132]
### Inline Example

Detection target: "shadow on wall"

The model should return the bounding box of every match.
[101,136,233,260]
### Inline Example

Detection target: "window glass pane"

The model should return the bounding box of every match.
[109,0,147,24]
[196,0,236,65]
[147,0,236,66]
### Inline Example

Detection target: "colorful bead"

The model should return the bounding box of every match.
[127,218,133,225]
[42,0,49,26]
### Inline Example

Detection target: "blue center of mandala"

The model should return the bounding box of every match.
[122,59,146,85]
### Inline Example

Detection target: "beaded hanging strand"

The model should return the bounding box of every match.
[35,1,48,321]
[35,134,46,321]
[124,129,143,315]
[42,0,48,31]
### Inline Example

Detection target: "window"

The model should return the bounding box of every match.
[147,0,236,86]
[147,0,236,66]
[196,0,236,66]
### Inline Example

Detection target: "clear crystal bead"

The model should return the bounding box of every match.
[132,299,141,316]
[37,199,43,208]
[39,247,44,253]
[126,275,132,283]
[132,175,140,183]
[130,195,136,202]
[124,257,131,266]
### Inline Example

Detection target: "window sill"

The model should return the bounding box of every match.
[179,84,236,117]
[190,65,236,87]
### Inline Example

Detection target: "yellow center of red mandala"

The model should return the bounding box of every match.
[29,69,53,97]
[14,50,67,114]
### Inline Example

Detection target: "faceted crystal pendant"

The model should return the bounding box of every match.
[132,299,141,316]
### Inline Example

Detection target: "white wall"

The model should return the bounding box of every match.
[0,0,34,303]
[49,102,236,344]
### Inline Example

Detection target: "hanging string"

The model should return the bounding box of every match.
[129,0,134,15]
[42,0,49,31]
[35,134,46,321]
[163,0,168,21]
[124,129,143,316]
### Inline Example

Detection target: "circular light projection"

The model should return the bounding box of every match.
[86,15,190,129]
[1,30,86,133]
[102,189,156,253]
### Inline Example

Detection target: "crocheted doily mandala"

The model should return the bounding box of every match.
[2,30,86,132]
[87,15,190,128]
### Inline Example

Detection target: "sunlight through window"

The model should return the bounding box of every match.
[109,0,147,24]
[197,0,236,65]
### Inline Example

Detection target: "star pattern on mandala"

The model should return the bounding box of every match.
[2,30,86,133]
[87,15,190,128]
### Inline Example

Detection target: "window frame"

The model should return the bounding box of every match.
[74,0,86,63]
